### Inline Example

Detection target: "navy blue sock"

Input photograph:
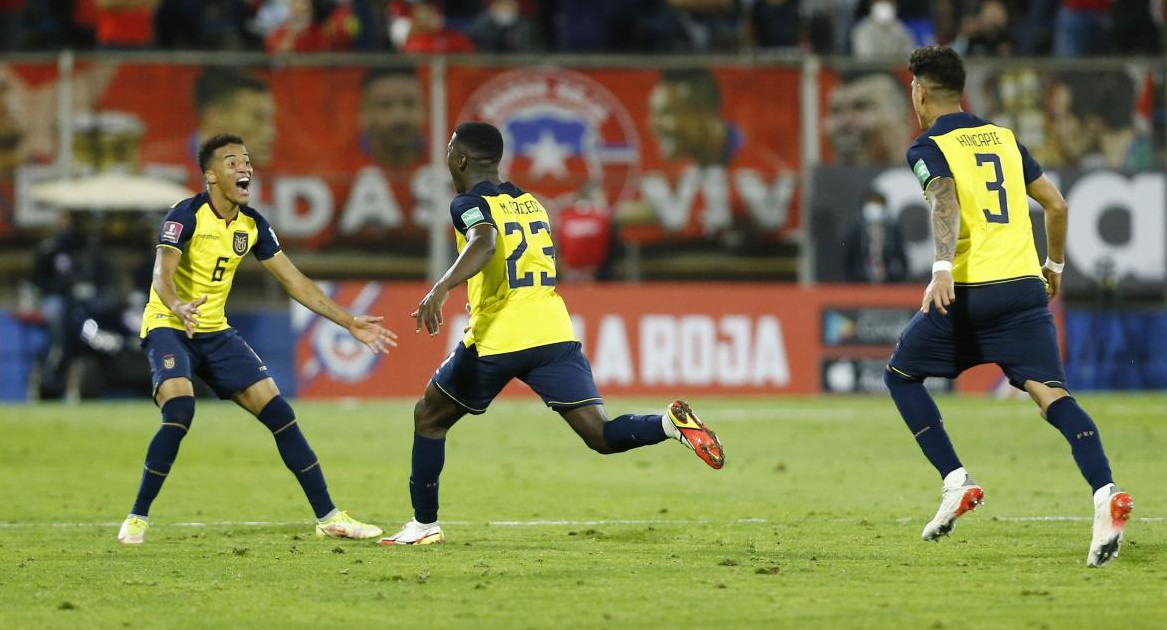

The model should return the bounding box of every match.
[1045,397,1114,492]
[257,397,335,519]
[601,414,668,453]
[884,370,963,479]
[410,434,446,524]
[131,396,195,517]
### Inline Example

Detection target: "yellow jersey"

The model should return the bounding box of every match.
[907,112,1044,285]
[141,192,281,337]
[450,181,576,356]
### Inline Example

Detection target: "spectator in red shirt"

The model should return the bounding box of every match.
[265,0,357,53]
[556,183,618,282]
[95,0,158,49]
[400,0,475,54]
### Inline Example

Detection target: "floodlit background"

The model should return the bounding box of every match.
[1,1,1164,402]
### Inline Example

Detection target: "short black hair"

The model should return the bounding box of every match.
[453,121,504,164]
[361,66,420,92]
[908,46,965,95]
[198,133,245,172]
[660,68,721,113]
[193,67,269,115]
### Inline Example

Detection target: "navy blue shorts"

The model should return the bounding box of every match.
[432,341,603,415]
[142,327,271,400]
[888,278,1066,390]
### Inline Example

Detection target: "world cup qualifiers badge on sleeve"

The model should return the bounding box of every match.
[161,221,183,243]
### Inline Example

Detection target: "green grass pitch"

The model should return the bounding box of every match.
[1,394,1164,629]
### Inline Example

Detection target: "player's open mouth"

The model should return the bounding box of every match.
[235,177,251,195]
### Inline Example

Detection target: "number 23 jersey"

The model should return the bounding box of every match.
[450,180,576,356]
[907,111,1044,285]
[141,191,281,337]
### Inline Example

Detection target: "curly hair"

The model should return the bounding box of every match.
[908,46,966,96]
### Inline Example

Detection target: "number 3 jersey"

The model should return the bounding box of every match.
[141,191,281,337]
[907,111,1044,285]
[450,180,576,356]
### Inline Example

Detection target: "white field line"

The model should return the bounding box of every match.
[0,516,1162,529]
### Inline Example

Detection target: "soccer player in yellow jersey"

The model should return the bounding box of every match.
[885,47,1132,566]
[380,122,725,545]
[117,133,397,544]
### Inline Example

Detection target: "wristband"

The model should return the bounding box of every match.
[932,261,953,274]
[1044,258,1065,274]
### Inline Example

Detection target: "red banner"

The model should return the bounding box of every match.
[293,282,1011,399]
[448,66,802,243]
[3,61,802,256]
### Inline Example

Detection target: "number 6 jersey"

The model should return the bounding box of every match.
[140,191,282,337]
[907,111,1044,285]
[450,180,576,356]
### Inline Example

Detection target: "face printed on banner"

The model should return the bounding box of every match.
[195,68,277,167]
[360,69,425,169]
[211,90,275,166]
[648,70,726,166]
[825,73,910,166]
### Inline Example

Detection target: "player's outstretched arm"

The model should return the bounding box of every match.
[261,252,398,354]
[1026,174,1069,299]
[413,223,497,336]
[153,246,206,338]
[922,176,959,315]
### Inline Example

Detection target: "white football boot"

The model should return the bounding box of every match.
[1087,483,1133,567]
[378,519,445,546]
[921,468,985,541]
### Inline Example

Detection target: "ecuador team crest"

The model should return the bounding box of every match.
[162,354,176,370]
[458,68,641,213]
[233,231,249,256]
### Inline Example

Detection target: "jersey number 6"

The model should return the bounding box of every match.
[504,220,556,289]
[975,153,1010,224]
[211,256,230,282]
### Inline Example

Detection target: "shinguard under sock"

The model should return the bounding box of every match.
[410,434,446,524]
[131,396,195,517]
[257,396,335,519]
[601,414,668,453]
[883,370,963,479]
[1045,396,1115,492]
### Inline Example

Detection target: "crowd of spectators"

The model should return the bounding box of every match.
[0,1,1163,56]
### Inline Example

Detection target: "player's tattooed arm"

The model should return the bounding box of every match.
[261,252,398,353]
[921,176,959,315]
[926,176,960,263]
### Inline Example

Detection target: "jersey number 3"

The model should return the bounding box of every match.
[504,220,556,289]
[975,153,1009,224]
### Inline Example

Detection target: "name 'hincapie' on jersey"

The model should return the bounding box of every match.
[907,111,1044,285]
[449,180,576,356]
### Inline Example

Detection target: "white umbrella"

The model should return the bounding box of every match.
[32,172,193,211]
